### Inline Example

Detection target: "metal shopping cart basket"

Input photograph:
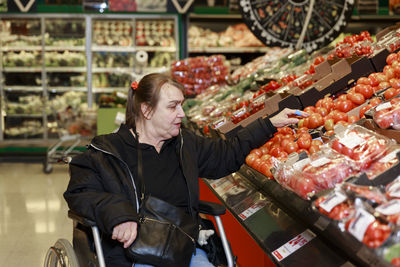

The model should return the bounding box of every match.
[43,107,96,174]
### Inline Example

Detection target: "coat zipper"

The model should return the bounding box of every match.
[179,131,194,219]
[89,143,140,213]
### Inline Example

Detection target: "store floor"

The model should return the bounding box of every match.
[0,162,72,266]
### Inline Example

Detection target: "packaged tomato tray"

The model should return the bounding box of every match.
[372,97,400,129]
[386,177,400,200]
[344,207,393,249]
[329,125,394,171]
[272,149,356,200]
[375,199,400,226]
[342,183,387,206]
[313,189,355,221]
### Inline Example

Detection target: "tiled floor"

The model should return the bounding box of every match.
[0,162,72,266]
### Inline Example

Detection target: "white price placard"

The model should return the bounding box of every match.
[310,157,331,168]
[272,229,316,261]
[376,102,392,111]
[339,131,366,149]
[376,199,400,215]
[319,191,347,212]
[348,209,375,242]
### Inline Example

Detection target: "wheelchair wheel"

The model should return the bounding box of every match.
[44,239,80,267]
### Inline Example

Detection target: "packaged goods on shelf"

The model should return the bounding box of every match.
[136,20,175,47]
[5,94,43,115]
[171,55,229,96]
[3,51,41,67]
[189,23,265,49]
[93,19,133,46]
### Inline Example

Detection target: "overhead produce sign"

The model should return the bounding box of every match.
[239,0,354,52]
[7,0,36,12]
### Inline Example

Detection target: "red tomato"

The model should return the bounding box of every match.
[359,104,373,117]
[359,85,374,99]
[332,139,344,153]
[270,147,284,158]
[376,73,388,83]
[325,130,335,136]
[315,107,328,117]
[314,56,325,65]
[309,145,320,154]
[336,100,353,113]
[308,113,323,129]
[341,146,354,158]
[259,162,272,177]
[368,73,380,87]
[369,97,382,107]
[250,148,263,157]
[390,78,400,89]
[297,135,311,150]
[279,126,294,135]
[337,94,348,101]
[260,154,271,162]
[357,77,372,86]
[333,111,348,123]
[245,154,258,166]
[379,81,391,90]
[280,138,291,148]
[386,53,398,65]
[252,158,262,170]
[263,140,273,150]
[384,65,395,80]
[284,141,299,154]
[311,139,323,147]
[304,106,316,113]
[321,97,334,111]
[391,257,400,267]
[348,115,360,124]
[384,87,397,100]
[260,146,269,155]
[348,93,366,105]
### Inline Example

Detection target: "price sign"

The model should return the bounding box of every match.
[272,229,316,261]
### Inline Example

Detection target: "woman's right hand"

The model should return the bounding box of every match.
[112,221,138,248]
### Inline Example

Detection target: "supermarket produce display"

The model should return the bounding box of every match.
[0,13,180,142]
[181,25,400,266]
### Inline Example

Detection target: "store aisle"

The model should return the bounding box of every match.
[0,162,72,266]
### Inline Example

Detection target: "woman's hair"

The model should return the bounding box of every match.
[126,73,184,128]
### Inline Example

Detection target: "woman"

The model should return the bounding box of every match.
[64,73,307,267]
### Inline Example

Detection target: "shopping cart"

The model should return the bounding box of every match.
[43,106,96,174]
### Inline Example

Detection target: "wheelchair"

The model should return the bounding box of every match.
[44,200,236,267]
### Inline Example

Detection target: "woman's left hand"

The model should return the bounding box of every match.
[270,108,309,128]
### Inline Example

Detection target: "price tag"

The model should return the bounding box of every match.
[376,102,393,112]
[379,149,400,163]
[310,157,331,168]
[319,191,347,212]
[388,182,400,198]
[238,201,266,220]
[272,229,316,262]
[293,158,311,170]
[376,199,400,215]
[338,132,366,149]
[348,209,375,242]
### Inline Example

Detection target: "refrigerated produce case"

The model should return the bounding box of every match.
[0,13,180,143]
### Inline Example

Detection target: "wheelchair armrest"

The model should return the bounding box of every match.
[68,210,97,227]
[199,200,226,216]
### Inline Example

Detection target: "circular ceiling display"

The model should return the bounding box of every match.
[239,0,355,51]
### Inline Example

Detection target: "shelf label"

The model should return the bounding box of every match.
[310,157,331,168]
[376,199,400,215]
[338,132,366,149]
[238,201,266,220]
[348,209,375,242]
[379,149,400,163]
[272,229,316,262]
[319,191,347,212]
[375,102,392,112]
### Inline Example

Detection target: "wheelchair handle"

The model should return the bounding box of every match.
[68,210,97,227]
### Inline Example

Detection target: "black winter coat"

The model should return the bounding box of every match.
[64,117,276,266]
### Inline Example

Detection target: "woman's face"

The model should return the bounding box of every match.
[146,83,185,139]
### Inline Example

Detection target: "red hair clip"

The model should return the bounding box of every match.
[131,81,138,91]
